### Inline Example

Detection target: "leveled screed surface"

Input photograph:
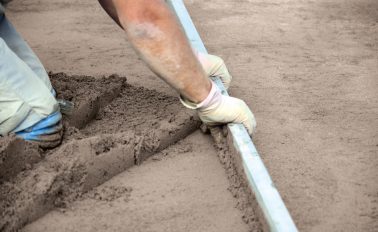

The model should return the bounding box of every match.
[6,0,378,231]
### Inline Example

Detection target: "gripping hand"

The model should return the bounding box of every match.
[181,81,256,135]
[196,52,232,90]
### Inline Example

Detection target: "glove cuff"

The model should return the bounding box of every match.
[179,81,220,110]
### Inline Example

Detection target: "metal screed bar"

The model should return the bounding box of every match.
[166,1,298,231]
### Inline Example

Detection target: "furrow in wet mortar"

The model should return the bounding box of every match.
[0,73,200,232]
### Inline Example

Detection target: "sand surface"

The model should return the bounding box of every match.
[0,73,205,231]
[23,131,250,232]
[0,72,256,231]
[4,0,378,231]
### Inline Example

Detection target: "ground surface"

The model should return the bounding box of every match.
[23,131,249,232]
[1,73,255,232]
[6,0,378,231]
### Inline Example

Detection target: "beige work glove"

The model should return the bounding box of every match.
[195,51,232,90]
[180,81,256,136]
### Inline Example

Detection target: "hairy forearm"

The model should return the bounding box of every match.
[98,0,211,103]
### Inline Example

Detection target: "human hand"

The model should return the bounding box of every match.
[16,111,63,149]
[196,52,232,90]
[181,81,256,135]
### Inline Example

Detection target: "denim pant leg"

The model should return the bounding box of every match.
[0,14,53,92]
[0,15,58,135]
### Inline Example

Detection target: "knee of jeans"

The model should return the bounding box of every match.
[31,95,60,119]
[43,100,60,117]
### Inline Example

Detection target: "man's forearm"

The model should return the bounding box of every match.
[99,0,211,103]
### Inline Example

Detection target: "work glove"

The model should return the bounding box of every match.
[195,51,232,90]
[180,81,256,136]
[15,111,63,149]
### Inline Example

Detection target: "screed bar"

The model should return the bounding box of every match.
[166,1,298,231]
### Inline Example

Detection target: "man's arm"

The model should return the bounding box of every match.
[98,0,256,134]
[99,0,211,103]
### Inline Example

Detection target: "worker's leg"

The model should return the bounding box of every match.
[0,14,53,92]
[0,27,58,135]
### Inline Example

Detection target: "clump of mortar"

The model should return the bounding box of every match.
[0,73,200,232]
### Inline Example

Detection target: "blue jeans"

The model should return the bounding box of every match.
[0,12,58,135]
